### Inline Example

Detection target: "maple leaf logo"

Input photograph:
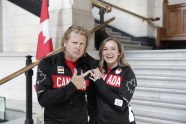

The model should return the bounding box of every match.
[37,68,46,84]
[126,78,137,94]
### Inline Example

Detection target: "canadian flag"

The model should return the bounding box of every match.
[36,0,53,60]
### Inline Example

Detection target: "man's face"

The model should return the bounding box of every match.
[64,31,87,62]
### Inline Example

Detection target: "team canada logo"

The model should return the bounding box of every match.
[52,75,90,91]
[115,68,122,74]
[104,74,122,87]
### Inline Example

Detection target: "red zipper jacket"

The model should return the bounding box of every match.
[95,65,137,124]
[36,52,97,124]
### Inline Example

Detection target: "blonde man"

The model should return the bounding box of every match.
[36,25,97,124]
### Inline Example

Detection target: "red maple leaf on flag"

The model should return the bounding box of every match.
[36,0,53,60]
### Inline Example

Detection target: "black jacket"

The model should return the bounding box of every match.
[36,52,97,124]
[95,65,137,124]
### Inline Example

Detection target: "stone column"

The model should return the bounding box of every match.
[51,0,95,50]
[72,0,95,50]
[0,0,2,52]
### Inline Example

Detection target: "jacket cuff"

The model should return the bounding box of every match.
[65,81,77,95]
[95,78,105,86]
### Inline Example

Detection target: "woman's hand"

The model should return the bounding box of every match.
[90,67,103,82]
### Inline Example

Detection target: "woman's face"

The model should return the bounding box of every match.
[102,40,120,69]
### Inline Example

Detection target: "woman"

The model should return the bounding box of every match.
[90,37,137,124]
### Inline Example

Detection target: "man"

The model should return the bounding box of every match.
[36,25,97,124]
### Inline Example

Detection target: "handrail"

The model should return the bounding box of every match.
[90,17,115,33]
[100,0,160,28]
[0,17,115,85]
[91,0,112,13]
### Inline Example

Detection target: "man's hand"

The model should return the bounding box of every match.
[71,68,91,89]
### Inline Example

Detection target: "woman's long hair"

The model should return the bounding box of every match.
[99,37,130,72]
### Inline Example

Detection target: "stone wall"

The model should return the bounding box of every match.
[0,0,94,53]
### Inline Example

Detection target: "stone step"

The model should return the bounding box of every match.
[133,106,186,123]
[136,86,186,95]
[112,35,131,42]
[133,93,186,105]
[132,100,186,123]
[125,49,186,58]
[134,88,186,102]
[106,30,122,36]
[135,113,185,124]
[105,27,113,32]
[124,45,153,50]
[132,99,186,111]
[109,34,131,40]
[120,40,141,46]
[107,33,132,41]
[132,66,186,78]
[136,75,186,90]
[127,58,186,66]
[87,50,186,60]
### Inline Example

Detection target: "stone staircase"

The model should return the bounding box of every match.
[105,27,153,50]
[1,50,186,124]
[126,50,186,124]
[88,49,186,124]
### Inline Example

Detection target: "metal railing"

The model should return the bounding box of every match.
[0,17,115,85]
[99,0,160,28]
